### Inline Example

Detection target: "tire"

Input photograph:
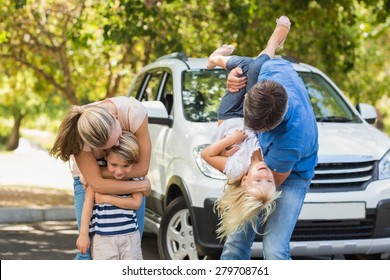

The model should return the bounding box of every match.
[157,196,206,260]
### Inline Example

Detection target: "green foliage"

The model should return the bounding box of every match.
[0,0,389,137]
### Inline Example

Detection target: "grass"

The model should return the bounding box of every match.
[0,185,73,208]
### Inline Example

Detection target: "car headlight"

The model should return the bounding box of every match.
[193,144,227,180]
[379,150,390,179]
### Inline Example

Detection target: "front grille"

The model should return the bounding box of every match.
[255,211,376,242]
[291,211,376,241]
[310,160,377,191]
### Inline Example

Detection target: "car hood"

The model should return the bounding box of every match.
[317,122,390,163]
[187,121,390,163]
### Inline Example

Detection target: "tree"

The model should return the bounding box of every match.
[0,0,135,105]
[0,0,389,143]
[0,66,45,150]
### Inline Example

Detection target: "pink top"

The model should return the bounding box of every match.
[70,96,147,176]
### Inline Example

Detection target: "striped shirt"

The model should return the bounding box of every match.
[89,194,138,236]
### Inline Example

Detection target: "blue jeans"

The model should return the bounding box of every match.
[220,178,311,260]
[73,177,146,260]
[218,54,270,120]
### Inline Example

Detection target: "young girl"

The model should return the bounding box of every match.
[76,131,143,260]
[201,16,290,239]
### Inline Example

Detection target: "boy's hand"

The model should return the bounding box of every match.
[76,235,90,254]
[227,67,247,92]
[221,145,240,157]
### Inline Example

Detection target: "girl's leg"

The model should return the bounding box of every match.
[246,54,271,92]
[218,56,254,120]
[246,15,290,91]
[207,44,235,69]
[73,177,92,260]
[259,15,291,57]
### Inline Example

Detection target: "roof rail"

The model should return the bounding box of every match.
[156,52,188,62]
[282,55,299,63]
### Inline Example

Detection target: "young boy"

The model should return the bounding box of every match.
[76,131,143,260]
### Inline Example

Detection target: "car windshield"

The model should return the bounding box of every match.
[182,69,361,123]
[299,72,360,123]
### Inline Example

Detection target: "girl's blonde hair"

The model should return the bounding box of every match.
[105,131,140,164]
[215,177,281,240]
[49,105,116,162]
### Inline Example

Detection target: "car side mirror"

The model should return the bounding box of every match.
[142,101,173,127]
[356,103,377,124]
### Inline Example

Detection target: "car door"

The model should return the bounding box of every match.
[134,69,174,215]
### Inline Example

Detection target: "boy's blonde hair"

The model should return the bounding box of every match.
[215,177,281,240]
[50,105,116,162]
[105,131,140,164]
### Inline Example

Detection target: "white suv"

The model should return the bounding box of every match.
[127,53,390,260]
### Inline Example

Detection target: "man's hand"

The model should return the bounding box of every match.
[220,145,240,157]
[227,67,247,93]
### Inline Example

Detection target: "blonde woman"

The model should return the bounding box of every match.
[77,131,143,260]
[50,96,151,260]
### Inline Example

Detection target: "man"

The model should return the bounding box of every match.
[220,56,319,260]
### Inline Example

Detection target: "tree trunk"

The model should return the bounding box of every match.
[6,115,24,151]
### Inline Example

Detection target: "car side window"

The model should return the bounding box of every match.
[161,74,174,115]
[139,71,164,102]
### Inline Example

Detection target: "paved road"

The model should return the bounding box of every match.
[0,220,160,260]
[0,138,73,190]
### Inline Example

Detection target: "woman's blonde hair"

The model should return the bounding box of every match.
[105,131,140,164]
[49,105,116,162]
[215,177,281,240]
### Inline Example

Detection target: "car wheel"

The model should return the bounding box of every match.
[157,196,205,260]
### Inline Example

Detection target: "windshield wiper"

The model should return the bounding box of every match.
[316,116,353,123]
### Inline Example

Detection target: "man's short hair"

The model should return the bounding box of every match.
[244,80,288,131]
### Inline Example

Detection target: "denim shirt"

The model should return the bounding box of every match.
[257,58,319,179]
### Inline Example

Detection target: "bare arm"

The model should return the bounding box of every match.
[272,170,291,188]
[201,130,247,173]
[95,192,143,210]
[226,67,247,93]
[76,187,94,254]
[75,151,151,195]
[126,116,151,178]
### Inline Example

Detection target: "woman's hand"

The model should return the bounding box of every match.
[227,67,247,93]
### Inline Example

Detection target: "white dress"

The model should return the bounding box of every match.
[212,118,261,181]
